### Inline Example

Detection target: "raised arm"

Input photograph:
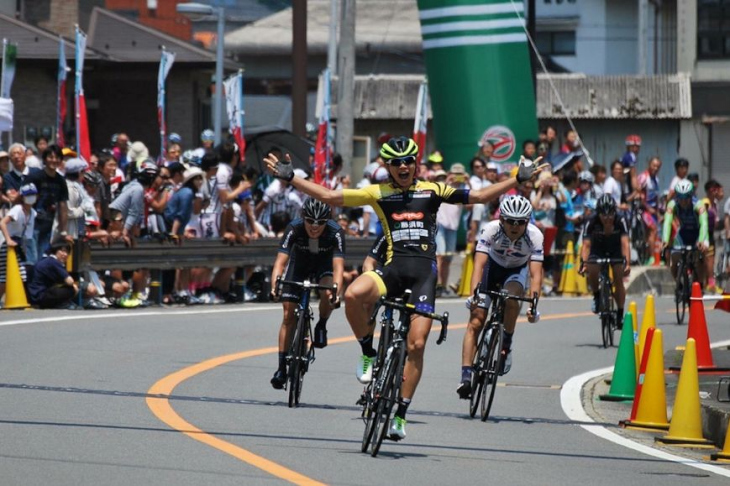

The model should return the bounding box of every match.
[265,153,344,206]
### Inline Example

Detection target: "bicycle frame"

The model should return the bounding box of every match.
[673,246,697,325]
[584,257,624,347]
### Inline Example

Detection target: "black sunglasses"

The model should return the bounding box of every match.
[387,156,416,167]
[305,218,327,226]
[502,218,528,226]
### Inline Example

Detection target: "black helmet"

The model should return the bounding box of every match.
[596,194,617,215]
[136,158,160,185]
[83,170,103,186]
[302,198,331,221]
[379,136,419,161]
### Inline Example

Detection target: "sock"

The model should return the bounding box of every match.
[502,331,514,351]
[277,352,287,372]
[461,366,473,383]
[395,398,411,419]
[316,317,328,329]
[359,335,377,358]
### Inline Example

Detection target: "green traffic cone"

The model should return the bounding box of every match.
[599,314,637,401]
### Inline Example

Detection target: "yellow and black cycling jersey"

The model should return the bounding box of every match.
[343,180,469,264]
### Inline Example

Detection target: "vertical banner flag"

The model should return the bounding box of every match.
[75,26,91,161]
[417,0,537,171]
[157,48,175,160]
[413,80,429,165]
[223,70,245,161]
[57,37,68,147]
[313,68,331,185]
[1,39,17,99]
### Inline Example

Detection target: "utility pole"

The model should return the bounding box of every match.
[336,0,355,177]
[638,0,647,74]
[292,0,307,137]
[327,0,338,73]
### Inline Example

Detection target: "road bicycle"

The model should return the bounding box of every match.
[274,276,338,408]
[715,238,730,292]
[468,285,538,421]
[583,257,625,348]
[672,246,699,325]
[359,290,448,457]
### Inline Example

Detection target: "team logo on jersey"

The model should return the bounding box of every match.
[421,244,428,251]
[392,211,424,221]
[480,125,516,162]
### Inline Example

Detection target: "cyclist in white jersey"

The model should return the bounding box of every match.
[457,195,544,398]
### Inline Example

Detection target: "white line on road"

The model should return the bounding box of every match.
[560,339,730,478]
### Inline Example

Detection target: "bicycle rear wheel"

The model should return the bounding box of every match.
[360,383,376,452]
[675,262,687,325]
[599,277,612,348]
[469,326,489,418]
[480,327,503,422]
[370,347,404,457]
[287,312,308,408]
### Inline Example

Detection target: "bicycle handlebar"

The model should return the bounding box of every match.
[473,284,539,319]
[582,257,626,265]
[274,276,339,304]
[376,294,450,345]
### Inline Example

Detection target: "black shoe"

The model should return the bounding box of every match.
[456,380,472,399]
[270,370,286,390]
[313,325,327,348]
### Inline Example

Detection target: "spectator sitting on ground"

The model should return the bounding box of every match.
[28,238,98,309]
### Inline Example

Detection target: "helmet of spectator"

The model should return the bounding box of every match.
[674,179,694,198]
[578,170,595,183]
[376,132,392,145]
[372,166,389,183]
[19,183,38,196]
[168,132,182,145]
[65,158,88,175]
[380,136,418,161]
[499,195,532,220]
[181,150,196,166]
[596,194,617,214]
[302,198,331,221]
[625,134,642,146]
[136,158,160,184]
[363,161,379,179]
[427,151,444,164]
[201,129,215,142]
[83,170,103,186]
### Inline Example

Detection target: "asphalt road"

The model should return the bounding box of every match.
[0,296,729,485]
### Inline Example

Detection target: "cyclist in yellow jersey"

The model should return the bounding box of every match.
[266,137,542,441]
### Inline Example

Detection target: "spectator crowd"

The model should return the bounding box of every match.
[1,127,729,311]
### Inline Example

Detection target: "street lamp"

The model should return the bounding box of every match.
[176,2,225,146]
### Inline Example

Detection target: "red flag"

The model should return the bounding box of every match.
[75,27,91,161]
[77,93,91,161]
[412,80,429,165]
[313,69,331,186]
[715,294,730,313]
[223,71,246,161]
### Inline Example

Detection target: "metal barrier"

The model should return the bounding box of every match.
[80,237,377,272]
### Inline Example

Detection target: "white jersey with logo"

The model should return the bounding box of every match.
[475,220,544,268]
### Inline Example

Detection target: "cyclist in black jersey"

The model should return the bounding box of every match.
[266,136,542,441]
[579,195,631,322]
[269,198,344,389]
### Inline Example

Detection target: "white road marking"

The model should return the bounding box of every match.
[560,339,730,478]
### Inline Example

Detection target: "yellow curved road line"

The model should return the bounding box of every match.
[146,311,591,485]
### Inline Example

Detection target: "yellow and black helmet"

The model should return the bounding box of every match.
[379,136,419,161]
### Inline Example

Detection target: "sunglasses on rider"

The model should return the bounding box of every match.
[305,218,327,226]
[502,218,528,226]
[387,156,417,167]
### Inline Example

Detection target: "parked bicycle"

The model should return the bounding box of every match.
[359,290,448,457]
[672,246,699,325]
[583,257,625,347]
[468,284,538,421]
[274,276,338,408]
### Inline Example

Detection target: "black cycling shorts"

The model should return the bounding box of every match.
[280,254,333,302]
[370,257,438,313]
[589,242,623,260]
[477,260,528,309]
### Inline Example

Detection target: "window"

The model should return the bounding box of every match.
[698,0,730,59]
[536,31,576,56]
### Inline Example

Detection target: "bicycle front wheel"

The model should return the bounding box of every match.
[480,327,503,422]
[371,347,404,457]
[675,263,688,325]
[599,278,612,348]
[287,312,308,408]
[469,326,489,418]
[360,382,376,453]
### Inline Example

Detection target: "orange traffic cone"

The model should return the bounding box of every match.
[685,282,717,371]
[656,339,715,447]
[4,245,30,309]
[711,422,730,462]
[620,328,670,431]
